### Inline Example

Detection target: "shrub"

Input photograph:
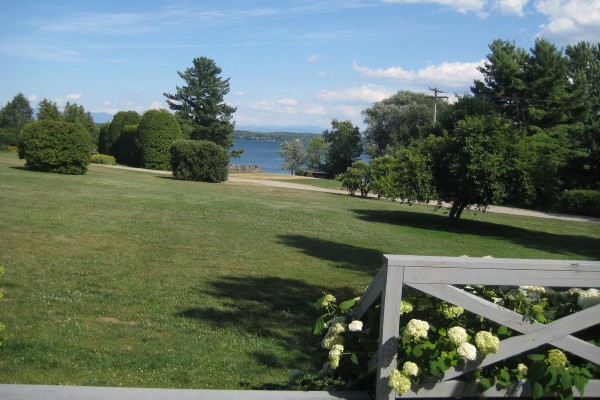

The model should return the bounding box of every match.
[99,111,140,158]
[18,120,91,174]
[90,153,116,165]
[0,144,18,152]
[170,139,228,182]
[559,189,600,217]
[138,110,182,170]
[338,160,371,197]
[0,127,19,146]
[117,124,140,167]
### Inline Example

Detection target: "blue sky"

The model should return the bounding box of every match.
[1,0,599,131]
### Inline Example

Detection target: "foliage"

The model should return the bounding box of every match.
[170,139,228,182]
[62,102,99,148]
[164,57,236,149]
[117,124,141,167]
[90,153,116,165]
[279,139,305,175]
[308,271,600,399]
[0,145,18,152]
[17,120,91,174]
[137,109,182,170]
[0,128,19,146]
[305,135,328,169]
[362,91,446,157]
[559,190,600,217]
[36,98,62,121]
[323,119,363,177]
[99,111,140,158]
[368,155,396,198]
[338,160,371,198]
[0,92,33,130]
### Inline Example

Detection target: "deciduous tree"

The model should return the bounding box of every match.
[323,119,363,177]
[279,139,305,175]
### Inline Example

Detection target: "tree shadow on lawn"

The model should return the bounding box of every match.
[352,209,600,260]
[175,275,357,386]
[276,234,384,276]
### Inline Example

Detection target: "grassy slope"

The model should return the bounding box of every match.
[0,152,598,389]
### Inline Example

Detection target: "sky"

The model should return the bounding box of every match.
[1,0,599,132]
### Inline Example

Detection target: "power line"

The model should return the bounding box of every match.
[428,87,449,123]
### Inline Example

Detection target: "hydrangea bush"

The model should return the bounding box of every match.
[294,265,600,399]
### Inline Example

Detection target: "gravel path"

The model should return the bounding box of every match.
[93,164,600,224]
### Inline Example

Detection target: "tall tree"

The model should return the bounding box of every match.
[279,139,305,175]
[0,93,33,129]
[362,90,443,157]
[323,119,363,177]
[62,102,99,148]
[100,111,140,159]
[164,57,236,149]
[37,99,61,121]
[305,135,328,169]
[471,39,530,126]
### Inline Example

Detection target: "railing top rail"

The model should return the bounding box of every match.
[383,255,600,271]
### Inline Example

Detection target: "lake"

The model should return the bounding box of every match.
[231,138,287,174]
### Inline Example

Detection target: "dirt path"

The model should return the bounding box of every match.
[92,164,600,224]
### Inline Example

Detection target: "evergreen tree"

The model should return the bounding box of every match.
[0,92,33,129]
[164,57,236,149]
[37,99,61,121]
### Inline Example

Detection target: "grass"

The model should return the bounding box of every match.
[0,151,599,389]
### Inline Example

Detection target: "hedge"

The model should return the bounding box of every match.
[170,139,228,182]
[90,153,117,165]
[559,189,600,217]
[138,110,182,170]
[18,120,91,174]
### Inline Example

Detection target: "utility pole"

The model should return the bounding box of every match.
[428,87,448,123]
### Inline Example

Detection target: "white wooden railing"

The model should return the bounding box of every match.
[351,255,600,400]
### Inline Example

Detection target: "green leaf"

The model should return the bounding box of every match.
[479,377,492,392]
[497,325,509,335]
[350,353,359,365]
[339,299,357,310]
[572,375,587,398]
[412,345,423,358]
[560,371,573,389]
[313,315,326,334]
[527,354,546,361]
[532,382,545,399]
[500,368,511,382]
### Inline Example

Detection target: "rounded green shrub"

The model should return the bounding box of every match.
[559,189,600,217]
[18,120,91,174]
[90,153,117,165]
[170,139,228,182]
[138,110,182,170]
[117,124,140,166]
[99,111,140,158]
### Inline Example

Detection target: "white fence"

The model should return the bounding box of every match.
[350,255,600,400]
[2,255,598,400]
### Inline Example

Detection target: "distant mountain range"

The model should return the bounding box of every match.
[91,112,113,123]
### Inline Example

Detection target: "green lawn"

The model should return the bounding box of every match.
[0,151,598,389]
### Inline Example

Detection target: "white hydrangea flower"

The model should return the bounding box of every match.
[520,286,546,293]
[577,288,600,309]
[403,319,429,341]
[328,322,347,335]
[517,363,528,376]
[447,326,468,346]
[400,300,413,315]
[348,320,363,332]
[388,369,411,395]
[402,361,419,377]
[321,333,343,350]
[457,342,478,361]
[482,255,494,258]
[442,304,464,319]
[474,331,500,355]
[328,344,344,370]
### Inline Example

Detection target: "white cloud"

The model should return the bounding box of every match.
[535,0,600,43]
[249,98,300,113]
[149,101,163,110]
[66,93,81,100]
[317,84,394,103]
[494,0,529,16]
[28,94,39,102]
[306,53,323,63]
[352,60,484,88]
[383,0,487,14]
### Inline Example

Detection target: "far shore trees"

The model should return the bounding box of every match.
[164,57,236,150]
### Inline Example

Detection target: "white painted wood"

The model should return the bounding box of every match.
[410,283,600,367]
[376,265,404,400]
[0,385,369,400]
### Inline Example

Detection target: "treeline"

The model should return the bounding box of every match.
[234,130,318,142]
[340,38,600,218]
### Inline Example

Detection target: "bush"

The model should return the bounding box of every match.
[138,110,182,170]
[0,144,18,152]
[170,139,228,182]
[18,120,91,174]
[99,111,140,158]
[338,160,370,197]
[90,153,117,165]
[117,124,140,166]
[0,127,19,146]
[559,189,600,217]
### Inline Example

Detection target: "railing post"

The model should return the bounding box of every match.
[376,260,404,400]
